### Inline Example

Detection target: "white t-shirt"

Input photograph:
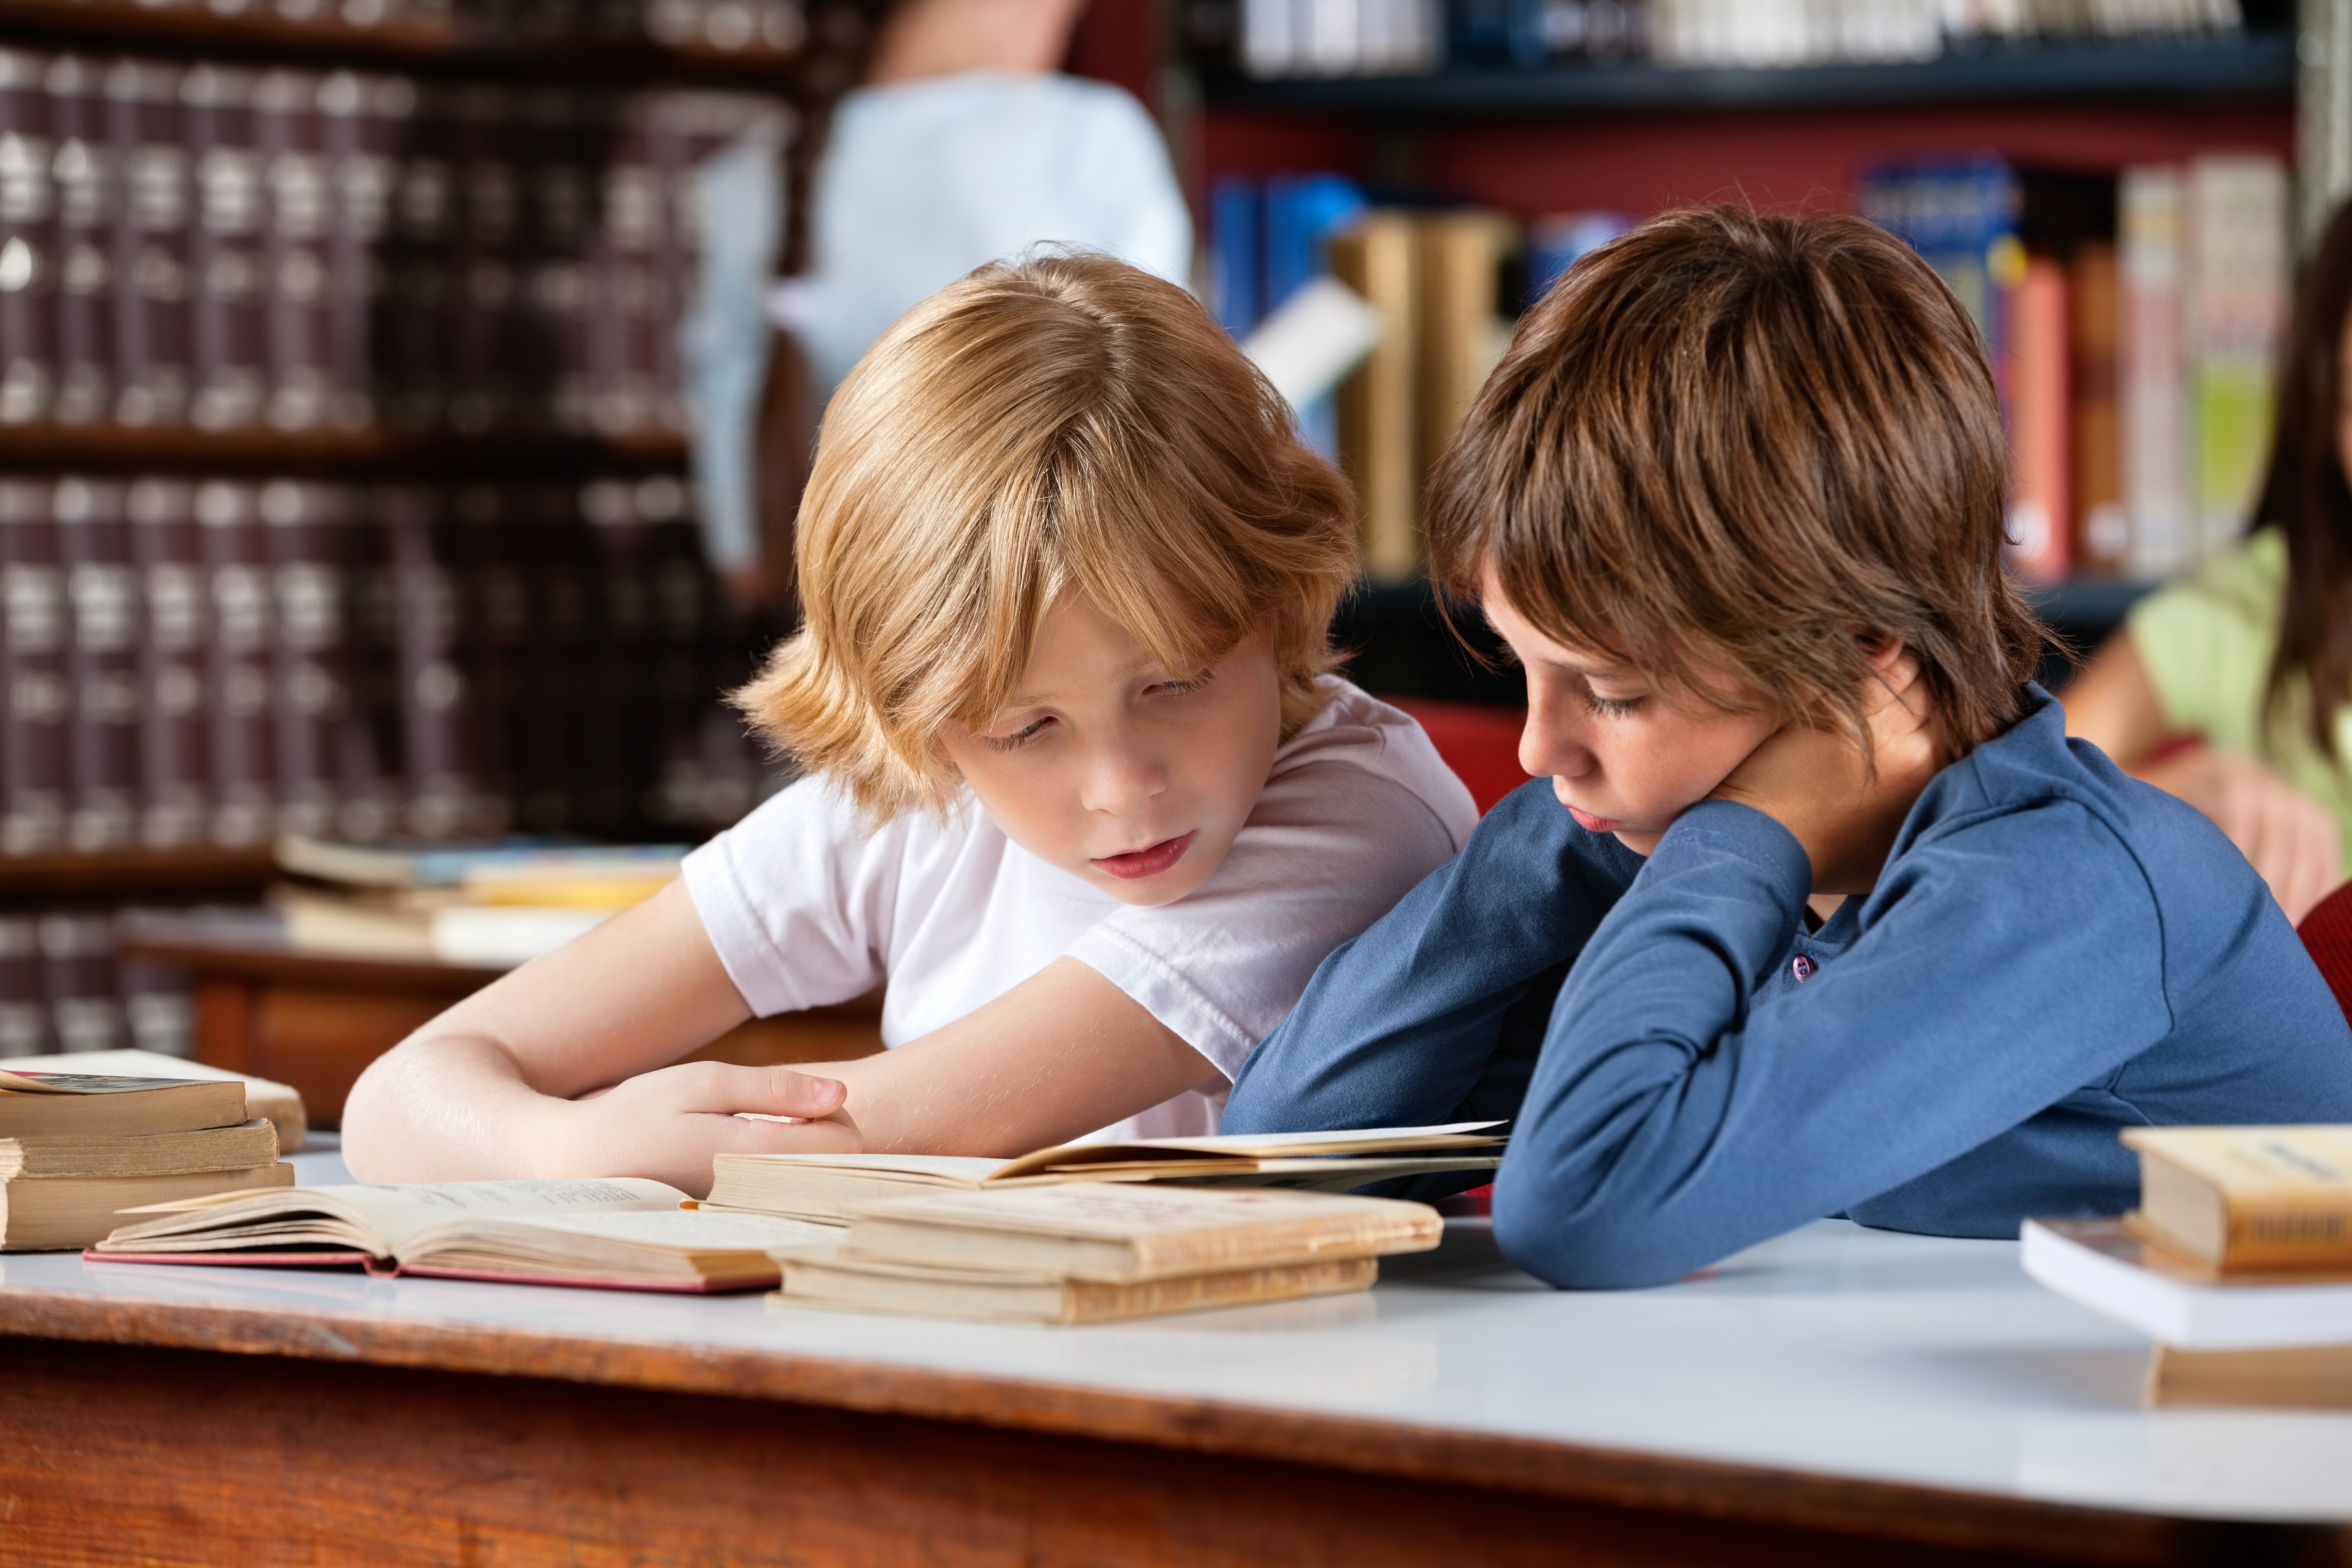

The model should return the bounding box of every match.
[681,680,1478,1141]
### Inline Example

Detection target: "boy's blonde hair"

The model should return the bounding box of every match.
[737,252,1359,819]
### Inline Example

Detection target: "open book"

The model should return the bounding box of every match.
[89,1178,843,1293]
[707,1122,1504,1223]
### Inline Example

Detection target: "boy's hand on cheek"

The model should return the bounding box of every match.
[1707,651,1944,896]
[556,1060,862,1198]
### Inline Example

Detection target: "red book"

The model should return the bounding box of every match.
[256,69,332,433]
[379,484,472,836]
[57,476,138,851]
[196,480,276,846]
[128,478,209,848]
[261,480,355,839]
[317,71,405,432]
[0,47,55,428]
[183,64,266,432]
[0,477,67,854]
[2005,255,2071,583]
[107,58,192,428]
[45,55,113,427]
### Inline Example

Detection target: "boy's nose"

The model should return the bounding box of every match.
[1080,739,1168,816]
[1519,697,1594,781]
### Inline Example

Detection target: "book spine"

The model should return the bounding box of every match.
[1416,209,1513,486]
[261,479,349,838]
[116,941,195,1057]
[647,91,690,436]
[184,64,265,433]
[38,909,121,1053]
[0,47,56,427]
[446,483,513,831]
[108,58,192,428]
[2120,164,2191,581]
[2003,255,2070,583]
[46,56,113,427]
[519,480,588,829]
[318,71,400,432]
[127,477,209,848]
[2069,239,2127,576]
[196,478,276,846]
[643,475,710,827]
[56,475,139,850]
[336,482,401,840]
[257,69,332,433]
[447,84,516,435]
[2184,153,2289,567]
[387,83,453,432]
[581,477,646,833]
[0,913,43,1055]
[0,478,67,854]
[381,483,471,836]
[1330,212,1420,586]
[591,101,657,436]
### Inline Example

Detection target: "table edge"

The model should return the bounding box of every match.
[0,1286,2333,1563]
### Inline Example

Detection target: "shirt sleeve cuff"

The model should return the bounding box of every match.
[1651,798,1815,906]
[681,837,803,1017]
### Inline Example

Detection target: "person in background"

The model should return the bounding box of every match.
[2064,200,2352,925]
[681,0,1193,606]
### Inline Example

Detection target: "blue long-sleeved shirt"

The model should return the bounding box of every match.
[1222,687,2352,1288]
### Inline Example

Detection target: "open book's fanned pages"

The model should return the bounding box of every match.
[843,1185,1443,1283]
[707,1123,1504,1223]
[88,1178,838,1293]
[773,1246,1379,1324]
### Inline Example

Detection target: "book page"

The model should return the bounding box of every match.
[498,1210,844,1250]
[717,1152,1005,1181]
[993,1122,1507,1180]
[107,1177,685,1256]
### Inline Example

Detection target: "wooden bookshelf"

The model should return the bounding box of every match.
[1202,31,2296,119]
[0,0,797,86]
[0,424,689,475]
[0,845,275,902]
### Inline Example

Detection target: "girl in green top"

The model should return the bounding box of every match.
[2067,200,2352,923]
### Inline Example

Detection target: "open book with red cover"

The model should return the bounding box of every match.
[87,1177,841,1293]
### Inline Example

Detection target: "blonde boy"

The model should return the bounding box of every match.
[341,254,1476,1189]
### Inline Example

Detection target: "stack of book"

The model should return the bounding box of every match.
[0,1063,294,1250]
[270,833,686,966]
[772,1184,1446,1325]
[707,1122,1499,1323]
[2022,1125,2352,1407]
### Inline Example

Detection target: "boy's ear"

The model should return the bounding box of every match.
[1855,632,1906,674]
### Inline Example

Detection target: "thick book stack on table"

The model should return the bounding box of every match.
[2023,1125,2352,1407]
[771,1184,1446,1325]
[0,1064,292,1248]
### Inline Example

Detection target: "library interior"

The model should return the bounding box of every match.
[3,0,2352,1563]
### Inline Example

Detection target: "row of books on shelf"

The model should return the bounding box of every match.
[1210,0,2255,80]
[0,50,768,438]
[0,473,782,862]
[0,906,196,1058]
[2,0,806,56]
[1223,145,2287,587]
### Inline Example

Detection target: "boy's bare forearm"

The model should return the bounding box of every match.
[340,1031,578,1182]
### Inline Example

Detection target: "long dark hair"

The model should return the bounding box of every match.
[776,0,902,277]
[2255,198,2352,761]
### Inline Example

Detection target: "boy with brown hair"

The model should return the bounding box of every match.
[1222,206,2352,1288]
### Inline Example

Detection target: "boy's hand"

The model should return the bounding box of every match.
[557,1060,862,1197]
[1708,647,1945,896]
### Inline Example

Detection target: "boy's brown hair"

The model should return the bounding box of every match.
[1426,204,2051,758]
[736,252,1357,820]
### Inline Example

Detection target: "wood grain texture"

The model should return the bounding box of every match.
[0,1297,2339,1566]
[4,1338,2333,1568]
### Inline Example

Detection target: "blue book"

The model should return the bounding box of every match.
[1212,177,1261,335]
[1261,174,1367,459]
[1854,153,2025,368]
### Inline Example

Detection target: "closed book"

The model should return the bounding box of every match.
[0,477,68,853]
[2120,165,2192,579]
[108,57,192,428]
[385,83,453,431]
[46,55,113,427]
[275,831,683,889]
[37,910,122,1054]
[335,483,402,840]
[318,71,407,432]
[380,484,475,837]
[1415,209,1515,485]
[5,1159,292,1250]
[2184,155,2288,566]
[2146,1344,2352,1409]
[2069,240,2127,575]
[0,915,44,1057]
[260,480,352,839]
[35,1044,306,1151]
[256,69,332,433]
[590,101,658,436]
[273,883,609,966]
[127,478,209,848]
[774,1247,1379,1325]
[196,480,276,846]
[709,1123,1504,1225]
[2021,1217,2352,1349]
[446,83,518,436]
[2004,255,2070,582]
[90,1176,832,1292]
[0,1067,245,1137]
[0,47,55,426]
[2121,1125,2352,1271]
[183,63,266,432]
[0,1117,278,1178]
[57,477,138,850]
[1330,212,1420,586]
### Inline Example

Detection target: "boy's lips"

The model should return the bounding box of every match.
[1565,803,1624,834]
[1091,830,1199,880]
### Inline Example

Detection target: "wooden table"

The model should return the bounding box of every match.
[117,910,884,1126]
[4,1197,2347,1567]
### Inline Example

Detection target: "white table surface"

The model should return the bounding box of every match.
[3,1135,2347,1527]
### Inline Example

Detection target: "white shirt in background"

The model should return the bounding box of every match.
[681,681,1478,1142]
